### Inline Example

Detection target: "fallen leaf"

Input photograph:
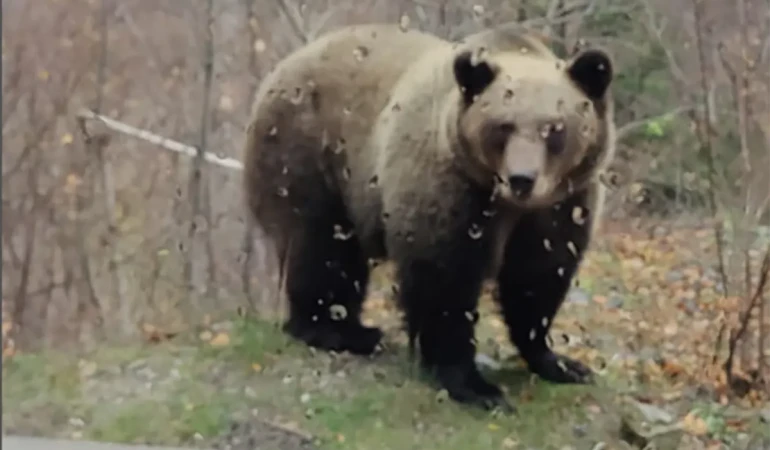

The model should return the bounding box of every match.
[659,359,686,378]
[209,332,230,347]
[725,418,748,431]
[680,412,708,436]
[251,363,263,373]
[501,436,518,448]
[65,173,82,191]
[199,330,213,342]
[141,323,178,343]
[593,295,607,305]
[586,403,603,415]
[78,359,97,377]
[3,346,16,359]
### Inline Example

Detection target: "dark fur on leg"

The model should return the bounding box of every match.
[496,190,595,383]
[394,217,514,413]
[283,216,382,356]
[397,260,512,412]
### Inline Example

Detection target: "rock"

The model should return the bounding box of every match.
[607,293,624,309]
[572,423,588,438]
[126,359,147,371]
[567,288,590,305]
[680,298,699,315]
[632,400,674,424]
[619,396,684,449]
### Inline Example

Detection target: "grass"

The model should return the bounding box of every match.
[3,313,768,449]
[1,316,619,449]
[205,317,628,450]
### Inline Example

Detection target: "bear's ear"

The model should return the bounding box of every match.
[453,50,498,104]
[566,49,613,100]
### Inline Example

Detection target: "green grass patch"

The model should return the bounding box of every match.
[197,316,300,363]
[2,352,81,403]
[300,371,613,450]
[0,317,623,449]
[5,315,764,449]
[85,384,232,445]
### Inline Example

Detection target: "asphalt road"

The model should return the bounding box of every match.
[1,436,202,450]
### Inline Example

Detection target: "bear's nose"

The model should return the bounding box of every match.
[507,174,536,197]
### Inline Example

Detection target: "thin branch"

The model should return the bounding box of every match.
[190,0,217,300]
[91,0,124,336]
[113,3,168,79]
[689,0,734,367]
[615,106,694,141]
[307,8,337,42]
[716,43,752,175]
[640,0,689,87]
[275,0,308,45]
[76,109,244,171]
[258,418,314,444]
[757,32,770,67]
[568,0,600,39]
[241,0,259,309]
[540,0,563,39]
[725,245,770,384]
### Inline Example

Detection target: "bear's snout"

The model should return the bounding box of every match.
[507,173,536,198]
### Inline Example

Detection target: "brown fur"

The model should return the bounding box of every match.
[243,24,444,262]
[365,23,615,268]
[243,22,616,411]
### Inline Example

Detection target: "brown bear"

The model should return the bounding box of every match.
[243,22,616,412]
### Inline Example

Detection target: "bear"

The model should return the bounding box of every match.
[243,22,616,412]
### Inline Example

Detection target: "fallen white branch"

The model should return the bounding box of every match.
[76,108,244,171]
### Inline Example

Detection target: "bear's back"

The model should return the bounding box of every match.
[244,24,447,255]
[250,24,446,158]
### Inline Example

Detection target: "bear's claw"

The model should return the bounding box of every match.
[529,351,594,384]
[284,321,383,356]
[435,364,516,414]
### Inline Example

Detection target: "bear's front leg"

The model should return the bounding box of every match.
[396,256,514,413]
[496,191,595,384]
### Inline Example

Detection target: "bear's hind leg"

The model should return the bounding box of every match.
[496,192,594,384]
[283,217,382,356]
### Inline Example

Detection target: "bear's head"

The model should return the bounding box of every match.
[451,41,615,208]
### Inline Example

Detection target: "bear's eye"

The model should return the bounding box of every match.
[491,122,516,153]
[542,122,566,155]
[497,122,516,135]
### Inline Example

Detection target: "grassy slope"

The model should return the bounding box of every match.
[2,316,626,450]
[4,313,768,450]
[4,234,770,450]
